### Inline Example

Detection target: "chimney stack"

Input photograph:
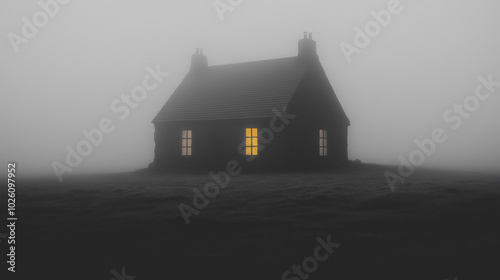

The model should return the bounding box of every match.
[298,32,318,63]
[191,48,208,71]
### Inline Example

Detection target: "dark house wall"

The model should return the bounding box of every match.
[152,118,280,172]
[287,60,350,167]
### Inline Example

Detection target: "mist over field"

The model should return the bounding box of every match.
[1,0,500,179]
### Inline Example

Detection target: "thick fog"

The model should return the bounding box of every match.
[1,0,499,178]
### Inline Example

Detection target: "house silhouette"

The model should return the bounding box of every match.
[150,33,350,172]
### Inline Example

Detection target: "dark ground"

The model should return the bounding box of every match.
[2,164,500,280]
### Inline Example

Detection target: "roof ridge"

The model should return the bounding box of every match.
[206,56,298,68]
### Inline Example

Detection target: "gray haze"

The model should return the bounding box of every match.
[1,0,500,178]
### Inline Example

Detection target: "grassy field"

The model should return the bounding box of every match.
[3,164,500,280]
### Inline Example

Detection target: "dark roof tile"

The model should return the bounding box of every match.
[152,56,309,122]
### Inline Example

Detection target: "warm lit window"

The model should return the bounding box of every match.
[182,130,192,156]
[245,128,258,156]
[319,129,327,156]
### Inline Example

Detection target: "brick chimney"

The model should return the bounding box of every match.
[191,48,208,71]
[298,32,318,63]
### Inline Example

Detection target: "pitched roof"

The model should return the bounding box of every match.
[152,56,309,122]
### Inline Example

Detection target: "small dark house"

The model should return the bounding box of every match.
[150,33,350,172]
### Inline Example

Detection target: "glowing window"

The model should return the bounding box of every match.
[245,128,258,156]
[182,130,192,156]
[319,129,327,156]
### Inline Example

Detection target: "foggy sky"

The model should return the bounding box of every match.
[1,0,500,178]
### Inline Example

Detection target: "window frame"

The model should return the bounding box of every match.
[181,129,192,156]
[319,129,327,156]
[245,127,259,156]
